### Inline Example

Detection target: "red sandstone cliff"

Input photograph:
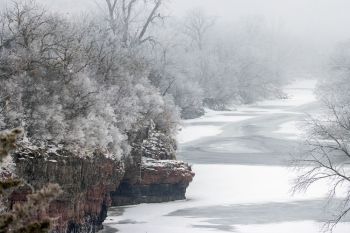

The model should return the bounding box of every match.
[8,145,125,233]
[1,139,195,233]
[111,157,195,206]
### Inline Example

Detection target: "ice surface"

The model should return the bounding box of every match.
[185,110,254,124]
[177,109,254,144]
[177,79,316,144]
[104,80,350,233]
[104,164,349,233]
[274,121,305,140]
[257,79,317,107]
[237,221,350,233]
[177,125,223,144]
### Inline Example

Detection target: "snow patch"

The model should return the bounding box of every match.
[0,155,16,174]
[274,121,305,140]
[186,109,254,123]
[177,125,223,144]
[237,221,350,233]
[178,109,255,144]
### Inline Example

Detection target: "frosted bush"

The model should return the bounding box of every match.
[0,1,179,159]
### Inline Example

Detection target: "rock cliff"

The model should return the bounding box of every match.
[111,157,194,206]
[8,145,125,233]
[2,128,195,232]
[111,126,195,206]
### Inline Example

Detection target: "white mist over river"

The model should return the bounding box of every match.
[103,79,350,233]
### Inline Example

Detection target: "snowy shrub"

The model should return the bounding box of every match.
[0,1,179,159]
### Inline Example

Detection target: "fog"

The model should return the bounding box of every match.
[1,1,350,232]
[2,0,349,45]
[171,0,350,43]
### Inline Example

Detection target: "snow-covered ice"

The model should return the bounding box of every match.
[274,121,305,140]
[185,109,254,124]
[257,79,317,107]
[177,109,254,144]
[177,125,223,144]
[104,164,349,233]
[177,79,317,144]
[237,221,350,233]
[104,79,350,233]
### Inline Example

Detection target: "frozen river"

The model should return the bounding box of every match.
[103,80,350,233]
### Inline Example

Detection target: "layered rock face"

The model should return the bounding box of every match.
[4,126,195,232]
[110,126,195,206]
[111,157,194,206]
[9,145,125,233]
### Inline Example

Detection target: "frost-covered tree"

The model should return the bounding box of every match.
[294,41,350,231]
[159,13,290,111]
[0,0,179,159]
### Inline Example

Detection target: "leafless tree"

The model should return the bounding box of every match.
[293,96,350,232]
[103,0,164,47]
[182,8,216,50]
[105,0,118,32]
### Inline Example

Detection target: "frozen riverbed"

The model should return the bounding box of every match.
[102,79,350,233]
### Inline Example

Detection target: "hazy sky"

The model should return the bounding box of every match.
[1,0,350,45]
[171,0,350,44]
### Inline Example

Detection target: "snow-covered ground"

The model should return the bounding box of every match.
[178,110,254,144]
[103,79,350,233]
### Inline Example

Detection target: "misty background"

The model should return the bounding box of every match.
[2,0,349,45]
[1,0,350,232]
[1,0,348,78]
